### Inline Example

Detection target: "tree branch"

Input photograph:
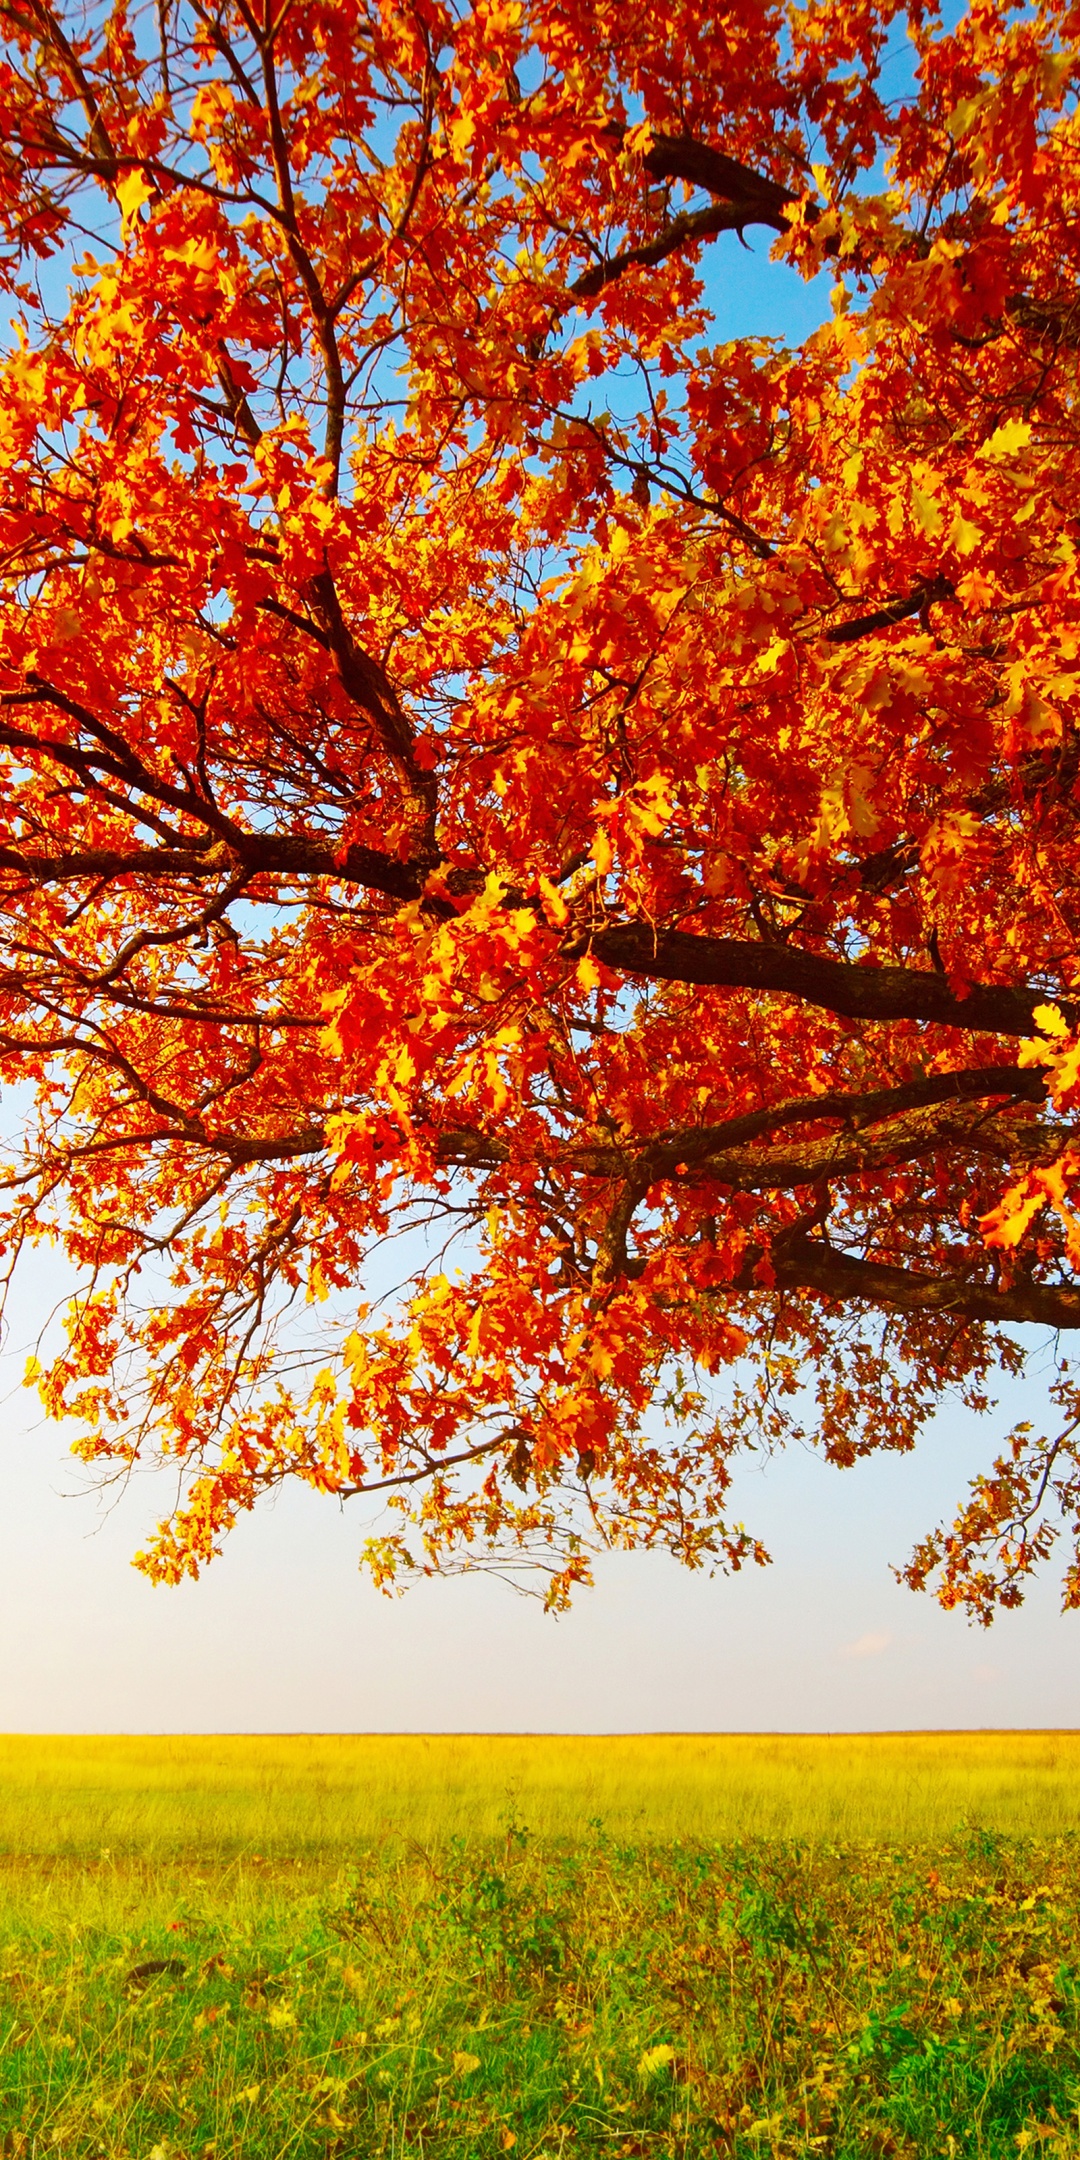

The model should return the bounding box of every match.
[336,1433,508,1496]
[769,1234,1080,1331]
[570,131,798,302]
[437,1073,1053,1271]
[670,1098,1046,1194]
[0,834,432,905]
[637,1065,1048,1174]
[579,924,1072,1037]
[823,577,954,645]
[572,202,777,301]
[638,134,799,227]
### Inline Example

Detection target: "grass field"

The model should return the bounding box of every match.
[4,1731,1080,1853]
[3,1733,1080,2158]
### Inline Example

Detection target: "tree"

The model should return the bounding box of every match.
[0,0,1078,1620]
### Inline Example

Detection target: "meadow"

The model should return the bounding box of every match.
[2,1732,1080,2159]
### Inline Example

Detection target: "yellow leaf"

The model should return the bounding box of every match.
[911,485,943,538]
[1023,691,1061,746]
[945,93,985,140]
[116,167,155,229]
[449,108,475,159]
[577,954,601,992]
[162,234,220,275]
[191,80,235,130]
[1033,1003,1070,1039]
[756,636,790,675]
[637,2043,676,2081]
[538,874,568,926]
[947,508,983,555]
[453,2051,481,2076]
[979,418,1031,462]
[445,1062,473,1099]
[846,761,880,838]
[980,1184,1047,1249]
[1050,1045,1080,1098]
[920,810,981,894]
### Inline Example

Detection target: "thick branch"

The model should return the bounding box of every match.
[639,1065,1048,1174]
[679,1099,1044,1193]
[639,134,799,226]
[439,1068,1048,1182]
[571,131,798,302]
[823,577,954,644]
[304,570,438,842]
[580,924,1072,1037]
[769,1235,1080,1330]
[0,834,431,904]
[589,1075,1055,1284]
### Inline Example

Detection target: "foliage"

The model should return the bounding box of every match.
[5,1829,1080,2157]
[2,0,1080,1609]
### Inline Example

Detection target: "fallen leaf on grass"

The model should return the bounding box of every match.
[637,2044,675,2080]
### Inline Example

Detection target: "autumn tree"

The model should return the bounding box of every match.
[0,0,1079,1617]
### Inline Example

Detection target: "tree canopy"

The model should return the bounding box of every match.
[2,0,1080,1618]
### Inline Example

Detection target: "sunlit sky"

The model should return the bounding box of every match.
[2,1233,1078,1733]
[2,96,1077,1736]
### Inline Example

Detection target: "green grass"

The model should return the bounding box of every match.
[3,1736,1080,2157]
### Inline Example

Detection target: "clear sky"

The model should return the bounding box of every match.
[2,1231,1078,1733]
[3,153,1077,1738]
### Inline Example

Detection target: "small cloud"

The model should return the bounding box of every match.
[841,1630,893,1660]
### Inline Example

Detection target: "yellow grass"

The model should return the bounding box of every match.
[1,1730,1079,1856]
